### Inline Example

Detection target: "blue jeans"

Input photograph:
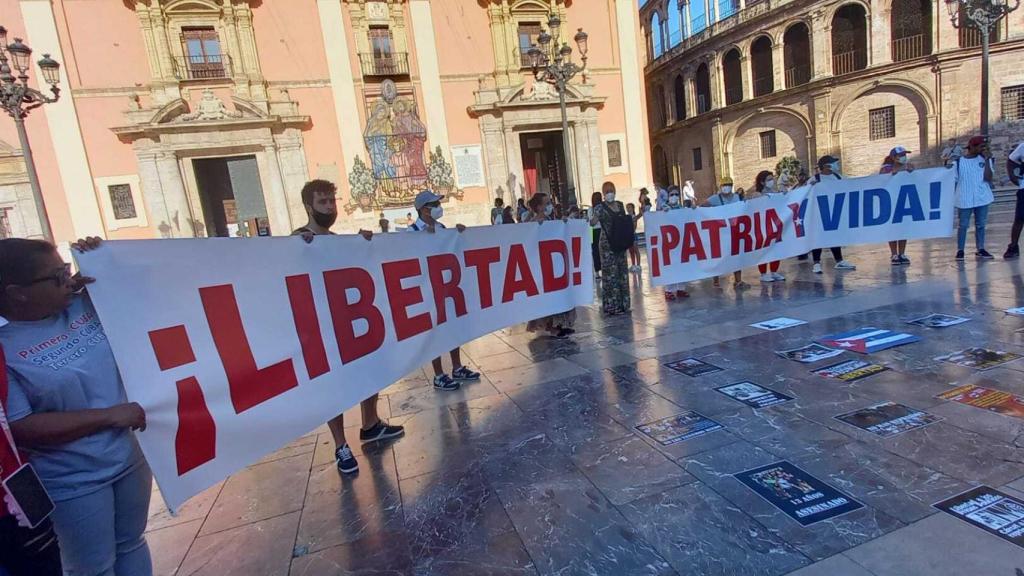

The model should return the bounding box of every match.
[957,205,989,252]
[50,463,153,576]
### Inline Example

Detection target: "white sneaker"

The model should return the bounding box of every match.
[772,272,786,281]
[760,273,775,283]
[835,260,856,270]
[812,263,823,274]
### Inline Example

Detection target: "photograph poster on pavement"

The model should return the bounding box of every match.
[715,381,795,409]
[811,360,889,382]
[664,357,725,377]
[935,486,1024,549]
[750,317,808,331]
[776,343,844,364]
[735,461,865,526]
[936,348,1022,371]
[635,411,724,445]
[834,402,942,438]
[937,385,1024,420]
[906,314,971,328]
[1006,308,1024,317]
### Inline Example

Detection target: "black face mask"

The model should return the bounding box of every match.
[312,209,337,229]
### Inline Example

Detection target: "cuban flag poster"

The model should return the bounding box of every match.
[816,328,920,354]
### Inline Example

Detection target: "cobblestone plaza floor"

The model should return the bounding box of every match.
[146,207,1024,575]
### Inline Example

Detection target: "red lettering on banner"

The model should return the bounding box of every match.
[286,275,330,380]
[571,236,583,285]
[764,209,784,246]
[200,285,298,414]
[538,239,569,293]
[660,225,680,268]
[649,235,661,277]
[788,203,806,237]
[701,220,726,258]
[464,247,501,309]
[175,377,216,476]
[730,215,753,255]
[681,222,707,262]
[752,212,765,250]
[324,268,386,364]
[427,254,467,325]
[382,259,432,341]
[501,244,540,303]
[149,325,196,371]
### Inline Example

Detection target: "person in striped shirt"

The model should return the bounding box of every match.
[952,136,995,261]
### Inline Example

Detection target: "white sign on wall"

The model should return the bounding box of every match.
[452,145,486,188]
[366,2,389,21]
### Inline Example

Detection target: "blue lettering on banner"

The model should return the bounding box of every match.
[863,189,891,227]
[817,193,845,232]
[817,183,938,231]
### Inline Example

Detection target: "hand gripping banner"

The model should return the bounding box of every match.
[76,221,592,510]
[644,168,956,286]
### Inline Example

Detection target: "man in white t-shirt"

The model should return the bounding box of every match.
[1004,140,1024,259]
[953,136,995,261]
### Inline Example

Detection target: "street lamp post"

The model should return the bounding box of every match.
[527,17,588,209]
[945,0,1019,136]
[0,26,61,241]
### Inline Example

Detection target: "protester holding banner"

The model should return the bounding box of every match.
[0,237,153,576]
[590,191,603,279]
[1003,140,1024,259]
[811,155,857,274]
[591,182,632,315]
[0,340,63,576]
[953,136,995,261]
[880,147,914,265]
[293,180,405,474]
[407,190,484,389]
[703,177,750,290]
[661,189,690,300]
[749,171,786,283]
[525,193,578,338]
[626,203,643,273]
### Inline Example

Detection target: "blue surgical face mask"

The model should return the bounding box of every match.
[829,161,841,173]
[544,203,554,216]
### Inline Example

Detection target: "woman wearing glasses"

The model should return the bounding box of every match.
[0,238,152,576]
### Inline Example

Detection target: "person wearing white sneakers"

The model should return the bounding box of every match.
[810,155,856,274]
[703,178,750,290]
[747,171,786,283]
[662,190,690,300]
[407,190,483,390]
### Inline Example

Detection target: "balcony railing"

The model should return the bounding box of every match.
[173,54,232,80]
[832,50,867,76]
[358,52,410,77]
[892,34,928,62]
[724,86,743,105]
[697,94,710,114]
[784,65,811,88]
[753,76,773,97]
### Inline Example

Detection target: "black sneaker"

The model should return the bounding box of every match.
[1005,244,1020,259]
[335,444,358,474]
[452,366,481,382]
[359,420,405,444]
[433,374,460,391]
[977,249,995,260]
[955,250,965,261]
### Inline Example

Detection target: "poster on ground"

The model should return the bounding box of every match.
[907,313,970,328]
[776,343,844,364]
[812,359,889,382]
[734,460,864,526]
[715,382,794,409]
[937,385,1024,420]
[750,317,807,331]
[816,328,920,354]
[935,486,1024,549]
[635,411,724,445]
[76,222,593,511]
[664,358,724,377]
[936,348,1022,371]
[834,402,942,437]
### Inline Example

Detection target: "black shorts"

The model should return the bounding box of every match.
[1016,190,1024,223]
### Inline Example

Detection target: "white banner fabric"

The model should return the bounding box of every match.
[643,168,956,286]
[75,222,593,511]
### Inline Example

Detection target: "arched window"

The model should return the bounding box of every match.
[668,4,682,47]
[723,48,743,105]
[892,0,932,61]
[783,23,811,88]
[750,36,774,96]
[832,4,868,75]
[674,74,687,122]
[652,12,664,58]
[653,86,667,128]
[695,63,711,113]
[653,145,670,186]
[690,1,707,34]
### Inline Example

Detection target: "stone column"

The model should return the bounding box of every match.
[258,146,293,236]
[707,55,722,109]
[810,10,831,79]
[572,119,594,201]
[504,127,524,197]
[137,153,171,238]
[685,69,696,118]
[810,89,834,160]
[275,134,312,227]
[740,55,753,100]
[482,123,509,198]
[152,152,193,238]
[870,0,890,66]
[772,41,785,91]
[680,1,691,38]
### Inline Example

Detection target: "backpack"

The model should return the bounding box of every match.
[605,205,636,253]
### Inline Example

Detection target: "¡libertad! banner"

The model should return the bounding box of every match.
[643,167,956,286]
[76,221,593,510]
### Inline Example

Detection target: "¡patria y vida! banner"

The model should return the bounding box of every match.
[75,221,593,511]
[643,167,956,286]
